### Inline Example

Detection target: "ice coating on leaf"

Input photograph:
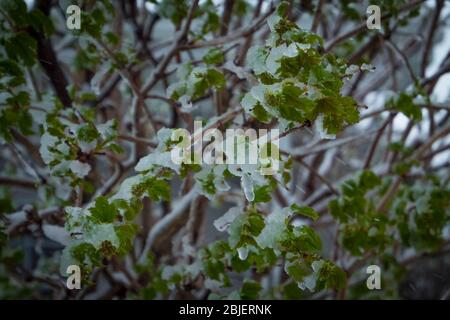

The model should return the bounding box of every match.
[267,10,282,32]
[204,278,222,291]
[156,127,173,148]
[345,65,360,76]
[298,260,324,291]
[256,208,292,249]
[97,119,116,140]
[110,174,144,201]
[65,206,88,233]
[227,161,268,202]
[55,180,72,201]
[135,127,181,173]
[136,151,179,173]
[55,142,70,156]
[84,223,119,248]
[194,164,230,199]
[311,259,324,272]
[91,61,111,95]
[266,43,298,76]
[51,160,71,176]
[298,273,317,291]
[213,206,242,232]
[185,261,202,278]
[59,243,79,275]
[69,160,91,178]
[237,246,249,260]
[315,114,336,140]
[179,95,194,111]
[176,62,192,80]
[241,92,257,113]
[161,264,183,281]
[223,61,247,79]
[246,46,268,75]
[6,210,27,232]
[39,132,59,164]
[297,43,311,51]
[241,172,255,202]
[167,81,184,98]
[250,85,266,103]
[361,63,375,72]
[42,224,71,246]
[248,83,281,117]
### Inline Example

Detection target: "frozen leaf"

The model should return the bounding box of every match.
[42,224,71,246]
[203,48,224,65]
[39,132,58,164]
[298,273,317,291]
[214,206,242,232]
[256,208,292,249]
[241,173,255,202]
[361,63,375,72]
[290,204,319,221]
[345,65,359,76]
[266,43,298,76]
[90,61,111,95]
[69,160,91,178]
[110,175,145,201]
[315,114,336,140]
[85,223,119,248]
[135,151,180,173]
[246,46,268,75]
[224,61,248,79]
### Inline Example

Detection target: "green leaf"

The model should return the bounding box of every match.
[315,96,359,135]
[359,170,382,190]
[115,224,138,255]
[294,225,322,253]
[132,177,171,201]
[285,259,311,283]
[203,48,224,65]
[89,196,117,223]
[4,33,37,67]
[315,261,347,290]
[29,9,55,36]
[0,0,28,27]
[205,68,226,90]
[147,179,171,201]
[290,204,319,221]
[71,242,101,269]
[388,92,422,121]
[229,210,265,248]
[240,280,261,299]
[253,185,272,203]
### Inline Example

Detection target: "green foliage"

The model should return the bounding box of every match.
[241,5,360,137]
[89,196,117,224]
[169,64,226,107]
[203,48,225,65]
[394,181,450,250]
[329,171,390,255]
[387,92,423,121]
[0,0,447,301]
[290,204,319,221]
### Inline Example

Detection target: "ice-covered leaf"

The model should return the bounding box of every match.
[214,206,242,232]
[69,160,91,178]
